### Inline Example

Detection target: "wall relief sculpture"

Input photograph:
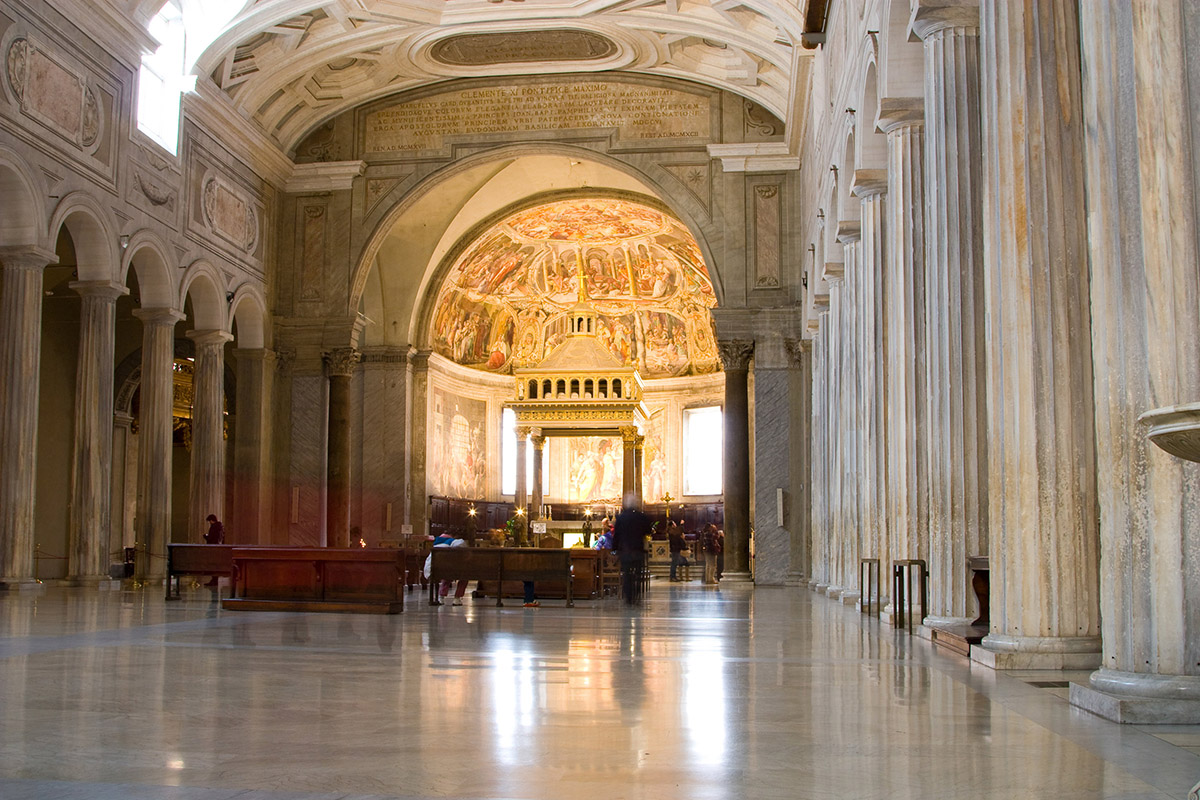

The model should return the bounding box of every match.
[202,175,259,254]
[6,37,102,150]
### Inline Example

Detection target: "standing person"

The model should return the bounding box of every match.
[715,528,725,581]
[202,514,224,587]
[613,492,651,605]
[668,522,689,582]
[702,523,719,585]
[426,530,469,605]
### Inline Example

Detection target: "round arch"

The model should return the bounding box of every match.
[229,283,267,349]
[179,260,228,331]
[349,143,728,336]
[48,193,119,283]
[122,232,177,309]
[0,146,46,248]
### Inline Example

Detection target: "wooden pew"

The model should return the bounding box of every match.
[165,544,237,600]
[222,547,406,614]
[428,547,573,607]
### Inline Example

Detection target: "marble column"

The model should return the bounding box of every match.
[530,431,544,519]
[0,246,55,586]
[835,226,861,603]
[913,1,988,626]
[324,348,359,548]
[633,435,644,503]
[1069,0,1200,721]
[67,281,126,582]
[188,330,233,544]
[718,339,753,581]
[514,426,528,544]
[853,172,889,608]
[879,102,929,616]
[810,316,830,591]
[823,280,844,595]
[133,308,183,581]
[621,426,637,499]
[975,0,1100,668]
[753,336,796,585]
[232,348,274,544]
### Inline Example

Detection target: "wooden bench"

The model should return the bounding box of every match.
[165,544,238,600]
[222,547,407,614]
[429,547,573,607]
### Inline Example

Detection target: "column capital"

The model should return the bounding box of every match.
[132,307,186,327]
[717,339,755,370]
[323,347,360,377]
[877,97,925,133]
[273,347,295,375]
[515,425,532,440]
[851,169,889,198]
[187,329,235,348]
[0,245,57,270]
[69,280,128,300]
[621,425,640,444]
[910,0,979,41]
[836,220,862,244]
[784,338,811,368]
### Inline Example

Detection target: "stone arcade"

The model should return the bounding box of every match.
[0,0,1198,797]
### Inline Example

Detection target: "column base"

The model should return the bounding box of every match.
[825,585,843,599]
[721,571,753,584]
[840,591,861,606]
[1068,670,1200,724]
[813,582,828,593]
[971,634,1102,670]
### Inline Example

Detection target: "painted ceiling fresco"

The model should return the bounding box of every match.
[431,199,719,378]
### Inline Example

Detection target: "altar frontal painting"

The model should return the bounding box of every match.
[431,198,719,377]
[565,436,623,504]
[430,388,487,499]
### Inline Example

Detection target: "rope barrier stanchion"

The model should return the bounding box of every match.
[31,543,70,584]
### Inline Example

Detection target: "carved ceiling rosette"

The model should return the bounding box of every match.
[716,339,754,371]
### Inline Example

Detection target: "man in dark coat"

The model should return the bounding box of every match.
[612,492,651,605]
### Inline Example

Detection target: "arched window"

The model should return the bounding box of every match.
[613,378,623,398]
[584,379,594,398]
[543,379,552,397]
[598,379,608,398]
[528,380,537,399]
[570,379,580,397]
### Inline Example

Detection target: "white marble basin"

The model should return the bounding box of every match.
[1140,402,1200,462]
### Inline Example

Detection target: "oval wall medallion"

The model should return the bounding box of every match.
[429,30,618,66]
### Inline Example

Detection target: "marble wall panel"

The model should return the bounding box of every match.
[289,375,326,546]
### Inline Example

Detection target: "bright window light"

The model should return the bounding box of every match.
[683,406,722,495]
[501,409,543,497]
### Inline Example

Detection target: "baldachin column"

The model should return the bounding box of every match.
[133,308,183,581]
[913,0,989,627]
[975,0,1100,668]
[68,281,126,582]
[188,330,233,544]
[324,348,359,548]
[718,338,753,582]
[530,431,544,520]
[0,246,55,586]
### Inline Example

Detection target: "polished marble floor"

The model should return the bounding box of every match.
[1,581,1198,800]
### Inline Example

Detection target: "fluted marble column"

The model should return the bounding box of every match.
[0,246,55,586]
[188,330,232,543]
[531,432,544,519]
[975,0,1100,668]
[514,426,528,544]
[835,226,861,603]
[810,316,830,591]
[67,281,126,582]
[232,348,274,544]
[879,102,929,614]
[133,308,183,581]
[913,1,989,626]
[324,348,359,548]
[853,172,888,607]
[1070,0,1200,721]
[823,279,844,595]
[718,339,753,581]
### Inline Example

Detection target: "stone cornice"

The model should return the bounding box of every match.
[910,0,980,41]
[836,220,862,244]
[184,79,294,187]
[707,143,800,173]
[54,0,158,67]
[286,161,367,194]
[0,246,58,269]
[187,329,235,348]
[69,280,129,300]
[821,261,844,282]
[132,307,186,325]
[851,169,888,197]
[877,97,925,133]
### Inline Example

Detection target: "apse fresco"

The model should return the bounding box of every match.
[431,198,719,378]
[430,388,487,499]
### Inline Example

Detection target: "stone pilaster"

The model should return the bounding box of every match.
[67,281,126,582]
[232,348,275,544]
[852,171,889,608]
[975,0,1101,668]
[0,246,55,586]
[188,330,233,544]
[324,347,359,548]
[834,223,861,604]
[752,336,794,585]
[879,103,929,614]
[717,338,754,581]
[356,347,410,544]
[913,1,988,626]
[133,307,184,581]
[1069,0,1200,721]
[785,338,812,586]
